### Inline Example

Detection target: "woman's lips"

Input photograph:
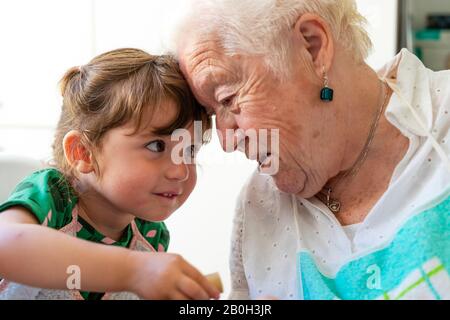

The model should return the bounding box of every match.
[257,153,272,166]
[258,153,274,175]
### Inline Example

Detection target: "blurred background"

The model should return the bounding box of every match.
[0,0,449,297]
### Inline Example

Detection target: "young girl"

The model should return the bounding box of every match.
[0,48,218,300]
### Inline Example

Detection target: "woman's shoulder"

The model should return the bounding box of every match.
[385,50,450,147]
[424,67,450,157]
[429,69,450,117]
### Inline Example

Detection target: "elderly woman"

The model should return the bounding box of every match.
[173,0,450,300]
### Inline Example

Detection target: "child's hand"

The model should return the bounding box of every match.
[127,252,221,300]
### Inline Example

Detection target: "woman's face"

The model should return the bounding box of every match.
[179,39,344,198]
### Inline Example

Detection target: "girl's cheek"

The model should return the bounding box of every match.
[190,165,198,185]
[184,168,197,195]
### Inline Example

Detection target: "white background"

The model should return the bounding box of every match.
[0,0,401,297]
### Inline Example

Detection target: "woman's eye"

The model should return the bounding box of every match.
[206,108,216,116]
[220,95,235,108]
[146,140,166,153]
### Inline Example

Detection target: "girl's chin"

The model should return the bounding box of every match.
[135,204,178,222]
[139,211,173,223]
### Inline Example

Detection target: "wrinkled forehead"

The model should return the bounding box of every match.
[178,34,241,99]
[178,34,226,76]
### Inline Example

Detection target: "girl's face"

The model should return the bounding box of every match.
[88,100,198,222]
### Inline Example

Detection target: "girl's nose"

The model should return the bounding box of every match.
[165,161,189,182]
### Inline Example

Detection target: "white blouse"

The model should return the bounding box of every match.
[228,49,450,300]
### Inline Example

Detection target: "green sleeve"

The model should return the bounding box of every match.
[135,219,170,252]
[0,168,77,229]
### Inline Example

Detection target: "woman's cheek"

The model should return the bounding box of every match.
[239,111,275,132]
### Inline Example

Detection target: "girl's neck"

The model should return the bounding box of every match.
[75,186,135,242]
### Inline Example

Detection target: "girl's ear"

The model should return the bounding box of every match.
[62,130,95,174]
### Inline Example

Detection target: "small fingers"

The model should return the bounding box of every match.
[181,262,221,299]
[178,275,210,300]
[169,290,190,300]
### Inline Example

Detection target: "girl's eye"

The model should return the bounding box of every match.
[186,145,198,159]
[146,140,166,153]
[184,144,200,164]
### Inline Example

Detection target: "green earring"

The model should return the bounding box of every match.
[320,67,333,102]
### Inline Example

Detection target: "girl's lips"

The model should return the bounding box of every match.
[153,192,181,200]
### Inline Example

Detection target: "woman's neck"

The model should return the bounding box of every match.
[323,62,410,225]
[337,63,387,172]
[330,114,409,225]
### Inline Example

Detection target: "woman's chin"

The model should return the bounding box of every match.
[273,172,306,195]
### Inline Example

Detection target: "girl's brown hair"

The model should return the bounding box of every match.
[53,48,211,180]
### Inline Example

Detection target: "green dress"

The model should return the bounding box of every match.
[0,168,170,300]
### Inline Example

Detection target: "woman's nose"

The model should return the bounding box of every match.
[165,161,189,181]
[216,115,240,152]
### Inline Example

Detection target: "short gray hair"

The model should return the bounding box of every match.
[171,0,372,78]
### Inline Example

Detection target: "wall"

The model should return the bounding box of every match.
[411,0,450,30]
[356,0,399,69]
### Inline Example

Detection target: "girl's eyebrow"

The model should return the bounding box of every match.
[138,131,169,139]
[135,124,174,138]
[132,128,158,139]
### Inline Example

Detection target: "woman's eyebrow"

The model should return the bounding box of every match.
[203,75,238,97]
[196,72,218,92]
[194,78,218,107]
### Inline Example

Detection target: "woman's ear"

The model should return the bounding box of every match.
[62,130,94,174]
[293,13,334,77]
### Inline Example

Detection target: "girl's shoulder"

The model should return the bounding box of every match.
[0,168,78,229]
[134,218,170,252]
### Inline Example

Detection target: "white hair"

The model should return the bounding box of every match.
[171,0,372,78]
